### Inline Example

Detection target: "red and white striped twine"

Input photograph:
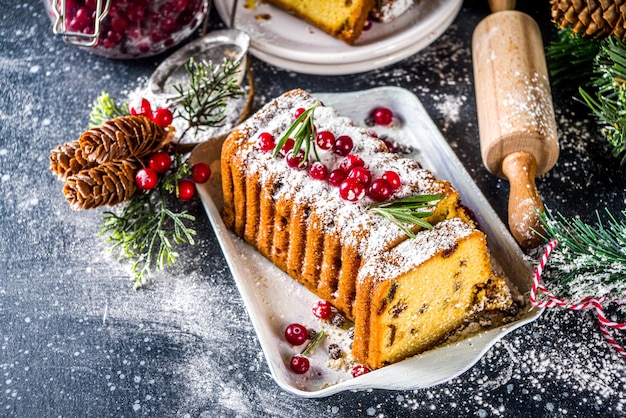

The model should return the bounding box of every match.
[529,240,626,358]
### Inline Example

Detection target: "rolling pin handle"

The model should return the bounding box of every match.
[501,151,547,249]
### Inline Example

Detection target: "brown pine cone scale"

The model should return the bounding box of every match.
[49,140,96,180]
[551,0,626,41]
[63,159,140,210]
[79,115,174,165]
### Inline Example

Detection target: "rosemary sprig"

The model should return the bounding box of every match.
[172,57,245,140]
[539,209,626,302]
[89,92,128,127]
[272,102,320,164]
[367,194,444,238]
[98,158,197,289]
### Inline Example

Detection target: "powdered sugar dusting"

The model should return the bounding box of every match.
[235,89,450,258]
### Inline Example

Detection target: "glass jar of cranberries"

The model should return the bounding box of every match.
[44,0,209,59]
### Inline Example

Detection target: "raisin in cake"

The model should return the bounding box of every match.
[220,89,512,369]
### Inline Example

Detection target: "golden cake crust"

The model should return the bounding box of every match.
[266,0,375,44]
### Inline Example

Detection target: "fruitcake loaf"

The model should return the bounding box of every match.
[220,89,513,369]
[353,218,511,369]
[266,0,375,44]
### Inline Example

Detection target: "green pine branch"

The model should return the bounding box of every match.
[539,209,626,302]
[89,92,128,127]
[546,26,600,92]
[172,57,245,141]
[98,158,197,290]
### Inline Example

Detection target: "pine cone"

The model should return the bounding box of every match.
[551,0,626,41]
[49,140,96,180]
[63,159,139,210]
[79,115,174,164]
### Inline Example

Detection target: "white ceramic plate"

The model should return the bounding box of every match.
[190,87,541,397]
[214,0,463,74]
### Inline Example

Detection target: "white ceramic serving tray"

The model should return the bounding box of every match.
[189,87,541,397]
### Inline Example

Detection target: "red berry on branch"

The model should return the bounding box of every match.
[190,162,211,184]
[290,354,310,374]
[284,323,308,346]
[148,151,172,174]
[312,300,333,320]
[152,108,173,127]
[135,167,158,190]
[177,179,196,201]
[130,98,152,118]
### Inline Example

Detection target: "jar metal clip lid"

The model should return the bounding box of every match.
[50,0,111,47]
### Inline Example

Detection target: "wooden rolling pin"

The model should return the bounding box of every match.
[472,10,559,249]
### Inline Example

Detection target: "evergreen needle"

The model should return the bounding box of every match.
[539,209,626,302]
[89,92,128,127]
[367,194,444,238]
[99,160,197,289]
[172,57,245,141]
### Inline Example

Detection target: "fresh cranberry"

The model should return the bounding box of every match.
[381,170,401,190]
[148,151,172,174]
[286,151,308,170]
[284,323,308,346]
[135,167,158,190]
[152,108,173,127]
[339,178,365,202]
[332,135,353,156]
[339,154,364,173]
[281,138,295,155]
[312,300,333,319]
[328,169,347,187]
[351,364,371,378]
[160,16,180,33]
[177,179,196,201]
[73,7,93,30]
[130,98,152,118]
[294,107,305,119]
[367,178,393,202]
[363,19,373,31]
[371,107,394,126]
[316,131,335,150]
[173,0,189,11]
[309,162,328,180]
[126,4,145,22]
[347,166,372,187]
[110,15,129,33]
[258,132,276,152]
[191,162,212,184]
[290,354,310,374]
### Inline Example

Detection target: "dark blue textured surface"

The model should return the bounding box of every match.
[1,1,625,416]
